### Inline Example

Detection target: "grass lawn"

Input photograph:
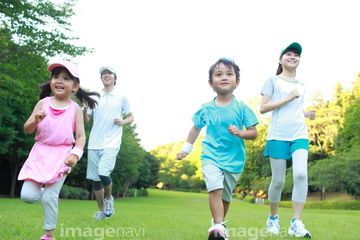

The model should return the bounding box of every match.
[0,188,359,240]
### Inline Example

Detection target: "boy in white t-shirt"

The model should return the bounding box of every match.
[83,66,134,221]
[260,42,315,239]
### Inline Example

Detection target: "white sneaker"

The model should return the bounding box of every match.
[288,219,311,238]
[266,215,280,235]
[104,196,115,218]
[211,218,215,227]
[92,211,106,221]
[208,221,229,240]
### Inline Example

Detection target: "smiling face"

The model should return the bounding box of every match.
[50,69,79,98]
[279,49,300,70]
[208,62,239,95]
[101,69,117,87]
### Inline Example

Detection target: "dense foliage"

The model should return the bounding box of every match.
[0,0,160,198]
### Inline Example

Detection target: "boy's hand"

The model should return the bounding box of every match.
[65,154,78,168]
[177,151,188,160]
[82,101,89,111]
[114,118,124,126]
[228,125,243,138]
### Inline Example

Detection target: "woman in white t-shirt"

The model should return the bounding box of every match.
[260,42,315,239]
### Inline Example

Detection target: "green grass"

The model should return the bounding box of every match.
[0,189,359,239]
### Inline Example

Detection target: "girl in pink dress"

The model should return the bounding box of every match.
[18,61,99,240]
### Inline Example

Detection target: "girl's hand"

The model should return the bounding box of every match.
[177,151,188,160]
[308,110,316,120]
[286,89,300,102]
[114,118,123,126]
[228,125,243,138]
[35,110,47,124]
[65,154,78,168]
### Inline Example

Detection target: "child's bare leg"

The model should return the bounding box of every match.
[209,189,224,224]
[44,229,54,238]
[222,199,230,218]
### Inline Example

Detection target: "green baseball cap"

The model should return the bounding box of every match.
[281,42,302,56]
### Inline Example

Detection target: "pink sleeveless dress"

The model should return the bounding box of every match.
[18,97,77,184]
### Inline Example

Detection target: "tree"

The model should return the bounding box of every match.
[112,124,146,198]
[306,91,341,157]
[0,0,88,65]
[0,0,90,198]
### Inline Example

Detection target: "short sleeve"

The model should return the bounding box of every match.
[122,97,131,115]
[260,77,275,97]
[242,104,259,129]
[86,95,100,117]
[192,105,206,129]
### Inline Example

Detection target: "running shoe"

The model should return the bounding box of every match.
[288,219,311,238]
[266,215,280,235]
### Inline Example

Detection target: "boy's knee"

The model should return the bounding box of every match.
[93,181,103,191]
[99,175,112,187]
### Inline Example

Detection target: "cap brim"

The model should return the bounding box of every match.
[281,42,302,56]
[99,67,116,75]
[48,62,81,81]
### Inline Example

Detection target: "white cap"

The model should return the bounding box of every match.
[99,66,116,75]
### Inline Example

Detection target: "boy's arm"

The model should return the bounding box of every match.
[228,125,257,140]
[114,113,134,126]
[82,102,91,124]
[177,125,201,160]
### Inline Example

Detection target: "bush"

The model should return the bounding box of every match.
[244,196,255,203]
[278,200,360,210]
[264,199,269,205]
[232,193,245,200]
[59,185,89,200]
[127,188,148,197]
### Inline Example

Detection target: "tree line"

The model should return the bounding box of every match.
[152,76,360,201]
[0,0,160,198]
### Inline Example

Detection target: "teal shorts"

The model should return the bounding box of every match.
[264,139,309,160]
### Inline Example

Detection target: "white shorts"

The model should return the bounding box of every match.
[202,164,241,202]
[86,148,119,181]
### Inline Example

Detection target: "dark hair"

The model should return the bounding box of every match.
[209,58,240,84]
[276,48,300,75]
[39,67,100,109]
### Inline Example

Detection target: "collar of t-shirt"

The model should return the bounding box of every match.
[49,101,69,116]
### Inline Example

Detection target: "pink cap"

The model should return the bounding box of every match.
[48,61,81,83]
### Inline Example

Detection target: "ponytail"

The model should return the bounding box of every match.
[276,63,283,75]
[38,82,52,100]
[75,88,100,109]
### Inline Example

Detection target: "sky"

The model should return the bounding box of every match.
[57,0,360,151]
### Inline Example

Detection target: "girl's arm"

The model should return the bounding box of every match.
[177,125,201,160]
[228,125,258,140]
[259,89,299,114]
[65,105,86,168]
[24,99,45,134]
[303,109,316,120]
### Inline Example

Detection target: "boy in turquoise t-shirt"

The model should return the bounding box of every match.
[177,58,258,240]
